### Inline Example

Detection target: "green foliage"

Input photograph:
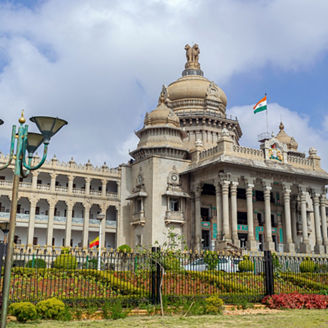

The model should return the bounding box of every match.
[53,254,77,269]
[282,273,328,291]
[61,247,70,254]
[109,300,128,320]
[204,251,218,270]
[315,264,328,273]
[205,295,224,314]
[82,258,103,269]
[9,302,38,322]
[300,258,316,273]
[118,244,132,253]
[238,256,253,272]
[36,297,66,320]
[163,252,183,272]
[26,258,46,268]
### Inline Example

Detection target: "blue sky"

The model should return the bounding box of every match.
[0,0,328,168]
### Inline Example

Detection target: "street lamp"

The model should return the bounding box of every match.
[96,213,105,271]
[0,111,67,328]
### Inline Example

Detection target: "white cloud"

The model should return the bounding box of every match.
[0,0,328,166]
[229,102,328,169]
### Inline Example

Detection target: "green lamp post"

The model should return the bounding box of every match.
[0,111,67,328]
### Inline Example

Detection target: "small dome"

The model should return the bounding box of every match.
[276,122,298,151]
[144,87,180,128]
[167,75,227,107]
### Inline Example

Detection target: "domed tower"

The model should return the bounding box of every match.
[130,86,188,161]
[166,44,242,150]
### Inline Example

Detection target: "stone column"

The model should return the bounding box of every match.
[50,173,56,192]
[85,177,90,195]
[102,179,107,197]
[194,184,202,251]
[68,176,73,193]
[291,199,298,247]
[263,180,275,251]
[65,201,73,247]
[245,180,256,251]
[313,193,324,254]
[47,200,55,246]
[320,195,328,252]
[283,184,295,253]
[299,187,310,253]
[221,179,231,243]
[230,181,239,246]
[215,181,222,241]
[27,198,37,246]
[100,204,107,248]
[83,203,90,248]
[31,172,38,189]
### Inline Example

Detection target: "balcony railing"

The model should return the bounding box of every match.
[36,184,50,191]
[55,186,68,192]
[16,213,29,219]
[90,190,102,196]
[72,217,83,224]
[89,219,100,225]
[72,188,85,194]
[54,216,67,223]
[106,220,117,228]
[35,214,49,221]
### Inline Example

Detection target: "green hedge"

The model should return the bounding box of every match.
[282,273,328,291]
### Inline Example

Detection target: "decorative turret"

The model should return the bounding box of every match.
[276,122,298,151]
[130,86,188,162]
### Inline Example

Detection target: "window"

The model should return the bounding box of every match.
[36,207,40,215]
[237,212,247,225]
[135,199,142,213]
[136,234,142,246]
[255,191,264,201]
[169,198,179,211]
[237,188,246,199]
[257,213,263,226]
[271,214,277,228]
[201,208,210,221]
[33,237,38,246]
[52,237,55,246]
[37,180,42,185]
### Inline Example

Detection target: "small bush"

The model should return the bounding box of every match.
[300,258,316,273]
[204,251,218,270]
[118,244,132,253]
[238,256,253,272]
[9,302,37,322]
[205,295,224,314]
[315,264,328,273]
[110,300,128,320]
[53,254,77,269]
[26,258,46,268]
[36,297,66,320]
[163,253,182,272]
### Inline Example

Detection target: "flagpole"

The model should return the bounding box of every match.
[265,93,268,134]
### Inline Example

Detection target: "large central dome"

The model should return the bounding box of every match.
[165,44,241,150]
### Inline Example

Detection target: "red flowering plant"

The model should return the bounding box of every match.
[262,292,328,309]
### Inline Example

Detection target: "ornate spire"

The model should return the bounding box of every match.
[158,85,168,105]
[279,122,284,131]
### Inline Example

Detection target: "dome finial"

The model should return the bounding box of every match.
[18,110,26,124]
[158,85,168,105]
[279,121,284,131]
[183,43,203,76]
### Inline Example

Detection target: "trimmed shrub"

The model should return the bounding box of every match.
[238,256,253,272]
[36,297,66,320]
[53,254,77,269]
[26,258,46,269]
[300,258,316,273]
[9,302,38,322]
[204,251,218,270]
[205,295,224,314]
[315,264,328,273]
[118,244,132,253]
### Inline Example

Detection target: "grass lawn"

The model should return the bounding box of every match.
[7,310,328,328]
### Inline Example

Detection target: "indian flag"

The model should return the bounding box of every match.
[253,95,267,114]
[89,236,99,248]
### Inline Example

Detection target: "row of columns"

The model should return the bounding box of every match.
[30,172,119,196]
[193,177,328,253]
[24,199,117,248]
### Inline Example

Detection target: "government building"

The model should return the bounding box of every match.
[1,45,328,254]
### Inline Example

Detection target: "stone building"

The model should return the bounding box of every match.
[0,155,120,248]
[1,44,328,254]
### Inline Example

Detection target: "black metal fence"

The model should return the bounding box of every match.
[0,245,327,304]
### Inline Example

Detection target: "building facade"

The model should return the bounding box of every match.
[1,44,328,254]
